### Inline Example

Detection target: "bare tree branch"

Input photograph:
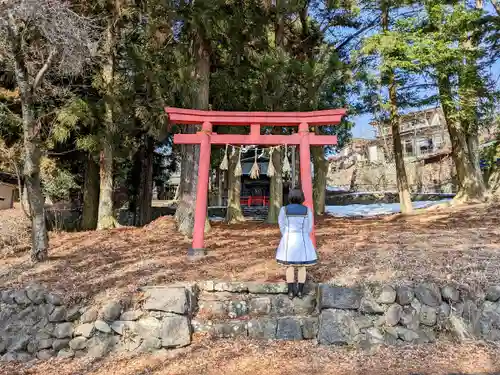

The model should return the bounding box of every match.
[32,48,57,92]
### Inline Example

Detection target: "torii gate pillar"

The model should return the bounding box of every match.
[166,107,347,257]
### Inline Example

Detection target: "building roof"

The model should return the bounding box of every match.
[0,171,17,186]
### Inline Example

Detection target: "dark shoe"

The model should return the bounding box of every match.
[287,283,295,299]
[297,283,305,299]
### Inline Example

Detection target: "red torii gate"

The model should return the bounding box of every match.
[166,107,346,256]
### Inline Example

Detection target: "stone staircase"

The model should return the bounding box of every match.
[192,282,318,340]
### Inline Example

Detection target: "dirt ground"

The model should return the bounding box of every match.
[2,203,500,374]
[1,203,500,306]
[1,339,500,375]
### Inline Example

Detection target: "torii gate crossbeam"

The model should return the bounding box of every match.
[166,107,347,256]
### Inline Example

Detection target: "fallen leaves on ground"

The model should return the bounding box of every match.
[1,339,500,375]
[0,203,499,307]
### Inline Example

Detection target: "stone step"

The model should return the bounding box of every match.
[192,315,319,341]
[196,286,317,321]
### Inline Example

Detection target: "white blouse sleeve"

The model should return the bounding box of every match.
[306,207,314,234]
[278,207,287,235]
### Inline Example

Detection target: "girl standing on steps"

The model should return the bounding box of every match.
[276,189,317,299]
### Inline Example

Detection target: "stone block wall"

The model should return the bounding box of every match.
[328,157,456,193]
[2,281,500,363]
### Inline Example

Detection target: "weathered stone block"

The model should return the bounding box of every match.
[57,349,74,358]
[419,305,437,326]
[247,282,287,294]
[52,339,71,351]
[66,306,82,322]
[438,302,451,319]
[160,316,191,348]
[248,318,277,340]
[214,282,248,293]
[441,285,459,303]
[271,295,294,315]
[211,321,247,338]
[16,352,33,362]
[249,297,272,315]
[45,293,62,306]
[80,308,98,324]
[74,323,95,338]
[13,290,30,306]
[37,338,54,350]
[26,286,46,305]
[37,349,55,360]
[276,318,302,341]
[396,286,414,306]
[199,301,227,317]
[377,286,396,304]
[69,337,88,350]
[54,323,74,339]
[120,310,143,321]
[400,306,420,330]
[462,300,480,330]
[8,335,30,352]
[1,352,17,362]
[199,281,215,292]
[394,327,420,343]
[293,295,316,315]
[359,297,384,314]
[144,287,188,314]
[95,320,112,333]
[354,316,373,330]
[110,321,137,335]
[301,317,319,339]
[49,306,67,322]
[366,327,385,344]
[228,300,248,318]
[318,285,361,310]
[87,335,118,359]
[385,304,403,326]
[317,309,355,345]
[1,290,15,304]
[486,286,500,302]
[101,301,122,321]
[415,283,442,307]
[137,317,162,339]
[138,337,162,352]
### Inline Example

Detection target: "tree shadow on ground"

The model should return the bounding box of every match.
[1,203,499,305]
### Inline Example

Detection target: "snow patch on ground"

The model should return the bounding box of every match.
[325,199,452,218]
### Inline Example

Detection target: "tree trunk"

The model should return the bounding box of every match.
[382,0,412,214]
[437,74,486,202]
[134,136,154,226]
[23,102,49,261]
[312,146,327,215]
[175,35,211,236]
[216,168,223,206]
[267,148,283,224]
[81,154,100,230]
[8,14,49,261]
[97,139,117,229]
[225,150,245,224]
[97,18,119,230]
[389,79,413,213]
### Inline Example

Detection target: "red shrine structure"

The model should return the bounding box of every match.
[166,107,347,256]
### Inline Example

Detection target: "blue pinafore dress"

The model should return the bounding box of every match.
[275,204,317,266]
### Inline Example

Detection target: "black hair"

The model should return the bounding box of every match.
[288,189,305,204]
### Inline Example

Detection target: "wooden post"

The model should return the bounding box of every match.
[299,122,316,247]
[190,121,212,256]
